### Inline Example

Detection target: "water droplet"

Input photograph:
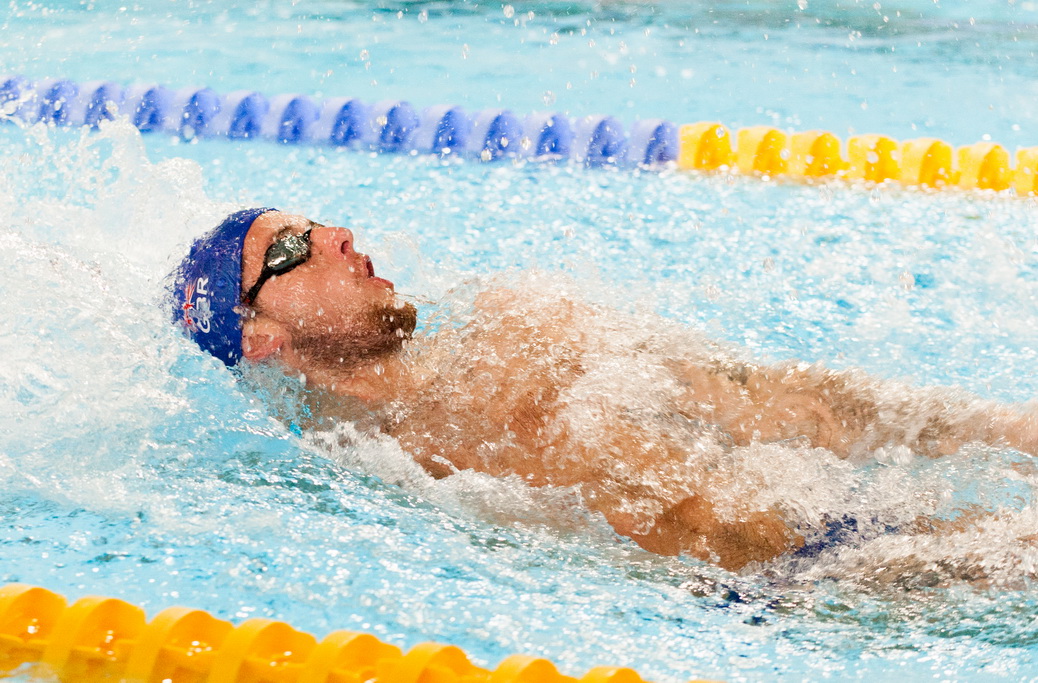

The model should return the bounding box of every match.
[797,0,808,8]
[549,32,559,45]
[502,4,514,18]
[542,90,556,106]
[418,10,428,23]
[359,49,369,60]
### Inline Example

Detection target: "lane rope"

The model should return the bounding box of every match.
[0,583,716,683]
[2,75,1035,194]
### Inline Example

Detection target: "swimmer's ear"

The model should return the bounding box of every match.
[241,318,286,361]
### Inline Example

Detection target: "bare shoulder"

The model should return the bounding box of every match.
[473,286,592,329]
[466,285,595,359]
[385,284,592,479]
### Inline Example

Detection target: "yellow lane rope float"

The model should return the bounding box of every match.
[0,584,717,683]
[678,123,1038,194]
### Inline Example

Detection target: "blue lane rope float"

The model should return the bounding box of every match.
[0,75,670,167]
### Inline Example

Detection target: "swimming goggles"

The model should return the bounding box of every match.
[242,228,312,306]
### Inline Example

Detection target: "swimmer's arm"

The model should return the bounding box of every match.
[580,477,800,571]
[706,360,1036,459]
[670,358,867,455]
[624,494,801,571]
[581,471,797,564]
[558,407,800,571]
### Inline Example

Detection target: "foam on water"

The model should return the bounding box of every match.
[4,116,1038,680]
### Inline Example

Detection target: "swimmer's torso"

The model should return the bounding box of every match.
[307,286,1035,570]
[375,289,801,569]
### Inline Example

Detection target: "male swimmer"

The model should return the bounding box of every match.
[171,208,1038,571]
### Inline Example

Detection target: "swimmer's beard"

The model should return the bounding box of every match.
[291,300,418,371]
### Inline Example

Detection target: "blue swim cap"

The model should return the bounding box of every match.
[171,207,276,366]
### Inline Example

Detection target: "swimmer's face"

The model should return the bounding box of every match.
[239,211,416,366]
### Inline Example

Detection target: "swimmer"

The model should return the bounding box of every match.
[171,208,1038,571]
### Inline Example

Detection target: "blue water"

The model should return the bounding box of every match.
[4,1,1038,681]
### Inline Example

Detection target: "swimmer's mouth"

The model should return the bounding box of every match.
[360,252,393,288]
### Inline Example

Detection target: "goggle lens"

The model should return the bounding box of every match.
[243,228,313,306]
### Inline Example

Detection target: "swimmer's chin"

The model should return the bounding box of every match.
[384,299,418,339]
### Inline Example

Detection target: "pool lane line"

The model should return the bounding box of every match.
[3,75,1035,194]
[0,583,720,683]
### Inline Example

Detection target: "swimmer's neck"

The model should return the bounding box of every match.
[299,352,417,403]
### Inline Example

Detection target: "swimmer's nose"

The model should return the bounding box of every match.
[310,226,356,259]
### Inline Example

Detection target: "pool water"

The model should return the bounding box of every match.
[4,1,1038,681]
